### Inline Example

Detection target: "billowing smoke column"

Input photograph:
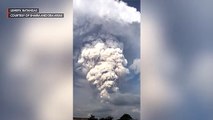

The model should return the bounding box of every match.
[74,0,140,102]
[77,34,129,100]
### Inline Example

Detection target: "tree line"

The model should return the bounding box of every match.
[88,113,134,120]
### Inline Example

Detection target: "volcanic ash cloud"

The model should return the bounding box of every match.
[77,35,129,100]
[74,0,140,101]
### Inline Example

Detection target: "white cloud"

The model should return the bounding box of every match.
[74,0,140,24]
[129,58,140,74]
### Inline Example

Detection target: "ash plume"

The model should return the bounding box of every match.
[77,34,129,100]
[74,0,140,102]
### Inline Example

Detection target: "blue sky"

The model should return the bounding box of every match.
[123,0,141,11]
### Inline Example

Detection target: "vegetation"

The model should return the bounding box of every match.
[88,115,98,120]
[87,114,133,120]
[118,114,133,120]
